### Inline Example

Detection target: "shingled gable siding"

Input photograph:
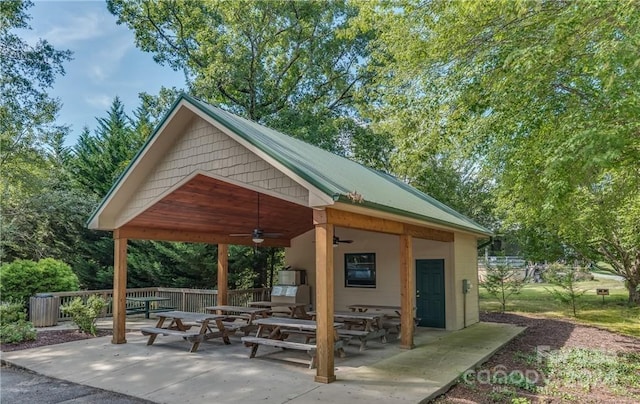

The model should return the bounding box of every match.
[118,116,309,224]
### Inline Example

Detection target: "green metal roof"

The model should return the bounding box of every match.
[184,94,491,236]
[88,93,491,236]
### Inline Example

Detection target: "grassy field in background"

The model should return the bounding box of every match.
[479,277,640,338]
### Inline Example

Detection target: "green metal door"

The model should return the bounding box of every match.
[416,259,445,328]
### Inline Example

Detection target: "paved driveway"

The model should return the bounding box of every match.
[1,365,154,404]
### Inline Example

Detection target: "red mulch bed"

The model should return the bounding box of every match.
[1,329,112,352]
[432,312,640,403]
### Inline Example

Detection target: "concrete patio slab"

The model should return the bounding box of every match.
[2,322,524,403]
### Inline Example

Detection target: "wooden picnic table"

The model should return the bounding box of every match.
[309,311,383,331]
[348,304,419,334]
[308,311,387,351]
[140,310,242,352]
[126,296,172,319]
[248,301,309,319]
[347,304,401,316]
[241,317,344,369]
[205,305,270,334]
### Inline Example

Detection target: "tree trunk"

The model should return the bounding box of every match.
[627,258,640,306]
[628,282,640,305]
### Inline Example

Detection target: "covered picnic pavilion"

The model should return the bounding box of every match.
[87,93,492,384]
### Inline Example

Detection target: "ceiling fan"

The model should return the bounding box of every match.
[229,193,282,244]
[314,235,354,246]
[333,235,354,246]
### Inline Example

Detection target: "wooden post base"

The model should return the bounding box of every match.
[314,375,336,384]
[400,344,415,350]
[111,336,127,344]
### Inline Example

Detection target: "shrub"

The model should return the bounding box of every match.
[60,295,108,335]
[0,301,28,324]
[37,258,80,292]
[0,322,37,343]
[0,301,36,344]
[0,258,80,304]
[0,260,41,303]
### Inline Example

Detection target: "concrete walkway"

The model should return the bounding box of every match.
[2,322,524,403]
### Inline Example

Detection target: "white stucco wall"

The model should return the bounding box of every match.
[285,226,478,330]
[451,232,480,329]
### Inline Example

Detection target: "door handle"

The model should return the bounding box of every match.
[416,290,421,298]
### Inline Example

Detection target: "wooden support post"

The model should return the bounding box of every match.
[400,234,415,349]
[217,244,229,306]
[314,222,335,383]
[112,234,128,344]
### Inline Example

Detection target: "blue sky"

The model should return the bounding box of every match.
[24,1,187,146]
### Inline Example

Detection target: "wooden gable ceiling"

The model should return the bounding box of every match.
[122,174,313,247]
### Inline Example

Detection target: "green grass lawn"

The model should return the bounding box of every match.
[480,278,640,338]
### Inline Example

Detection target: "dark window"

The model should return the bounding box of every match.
[345,253,376,288]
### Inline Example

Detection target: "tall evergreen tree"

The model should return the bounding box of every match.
[71,97,140,197]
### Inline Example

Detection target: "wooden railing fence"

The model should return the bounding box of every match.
[48,287,270,322]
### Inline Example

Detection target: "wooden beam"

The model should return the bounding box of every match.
[325,208,403,234]
[314,223,336,384]
[323,208,454,242]
[399,234,415,349]
[116,226,290,247]
[403,224,454,242]
[217,244,228,305]
[112,234,127,344]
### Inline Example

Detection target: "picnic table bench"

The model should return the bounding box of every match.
[336,328,387,351]
[347,304,420,334]
[241,317,344,369]
[241,336,319,369]
[140,310,242,352]
[309,311,387,351]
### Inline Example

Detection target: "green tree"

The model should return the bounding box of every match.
[106,0,376,156]
[480,262,524,313]
[359,0,640,304]
[0,0,71,192]
[0,0,91,265]
[544,265,588,318]
[71,97,143,196]
[137,87,181,123]
[68,96,226,291]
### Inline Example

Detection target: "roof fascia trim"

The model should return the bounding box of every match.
[333,198,493,237]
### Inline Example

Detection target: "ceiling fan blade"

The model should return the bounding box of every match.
[333,236,354,244]
[229,194,286,240]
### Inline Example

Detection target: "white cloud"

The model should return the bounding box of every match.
[87,36,133,82]
[85,94,112,109]
[89,65,106,81]
[42,10,113,46]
